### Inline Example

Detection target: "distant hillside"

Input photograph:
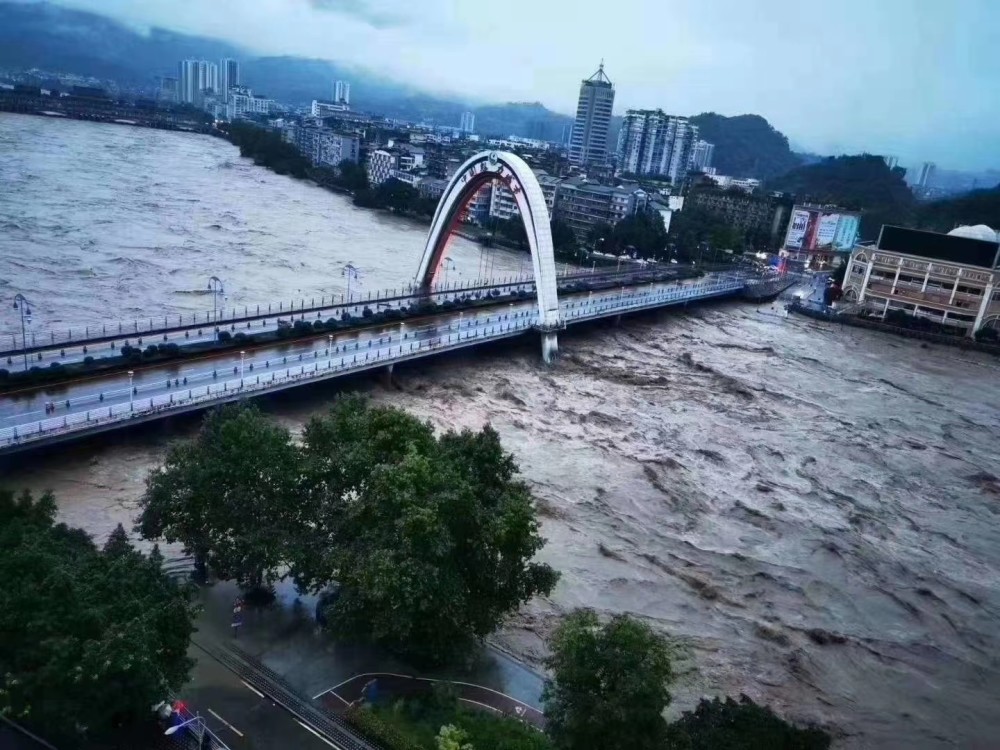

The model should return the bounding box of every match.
[690,113,801,180]
[0,1,240,84]
[0,1,577,141]
[916,185,1000,234]
[768,154,916,240]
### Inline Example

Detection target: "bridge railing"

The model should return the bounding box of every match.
[0,274,539,356]
[0,277,746,450]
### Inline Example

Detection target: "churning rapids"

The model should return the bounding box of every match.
[2,114,999,749]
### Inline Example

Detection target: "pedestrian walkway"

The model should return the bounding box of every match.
[193,578,546,717]
[316,672,546,729]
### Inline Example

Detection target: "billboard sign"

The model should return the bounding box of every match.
[785,209,811,249]
[783,206,861,252]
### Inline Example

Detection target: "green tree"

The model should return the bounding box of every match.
[438,724,475,750]
[337,158,370,192]
[137,403,301,594]
[0,490,197,746]
[588,222,614,250]
[543,611,674,750]
[295,397,559,665]
[607,211,670,259]
[550,218,578,259]
[664,695,831,750]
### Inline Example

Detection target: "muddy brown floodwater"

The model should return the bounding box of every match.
[3,114,999,749]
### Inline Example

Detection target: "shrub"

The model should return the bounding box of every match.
[361,307,374,319]
[341,311,352,322]
[344,707,422,750]
[143,345,159,358]
[293,320,312,334]
[164,343,180,357]
[313,320,326,331]
[218,331,233,343]
[234,332,248,343]
[0,369,8,381]
[83,356,95,366]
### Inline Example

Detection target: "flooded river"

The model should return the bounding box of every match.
[2,113,999,749]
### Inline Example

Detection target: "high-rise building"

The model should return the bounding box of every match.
[568,63,615,169]
[917,161,936,188]
[178,60,219,104]
[220,58,240,98]
[179,60,198,104]
[689,140,715,173]
[460,111,476,134]
[334,80,351,105]
[616,109,699,184]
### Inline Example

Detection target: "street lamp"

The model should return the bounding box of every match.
[240,351,246,385]
[127,370,134,411]
[342,263,360,302]
[207,276,225,332]
[442,256,457,287]
[327,334,333,354]
[164,715,202,736]
[11,293,32,371]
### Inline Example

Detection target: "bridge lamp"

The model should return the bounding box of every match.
[12,293,33,372]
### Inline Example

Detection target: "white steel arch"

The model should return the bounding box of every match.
[414,151,562,361]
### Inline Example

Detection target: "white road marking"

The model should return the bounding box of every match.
[208,708,244,738]
[240,679,265,699]
[296,719,342,748]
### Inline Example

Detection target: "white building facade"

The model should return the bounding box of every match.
[616,110,699,184]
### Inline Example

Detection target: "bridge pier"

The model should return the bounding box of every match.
[382,363,395,387]
[541,332,559,364]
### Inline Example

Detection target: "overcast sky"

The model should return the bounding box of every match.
[43,0,1000,170]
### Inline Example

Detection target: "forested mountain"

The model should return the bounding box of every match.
[768,154,916,240]
[0,1,240,84]
[0,1,571,139]
[917,186,1000,233]
[690,113,802,180]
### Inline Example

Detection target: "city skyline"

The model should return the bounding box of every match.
[5,0,1000,172]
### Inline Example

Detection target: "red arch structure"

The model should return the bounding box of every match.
[414,151,562,362]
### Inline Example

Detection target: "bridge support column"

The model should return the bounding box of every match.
[382,363,395,387]
[541,332,559,364]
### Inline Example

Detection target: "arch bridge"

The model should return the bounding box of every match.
[414,151,563,362]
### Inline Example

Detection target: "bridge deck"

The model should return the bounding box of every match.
[0,273,795,456]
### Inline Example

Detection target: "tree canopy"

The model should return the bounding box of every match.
[595,211,669,260]
[916,184,1000,233]
[689,113,802,180]
[295,396,559,665]
[543,611,674,750]
[223,121,311,179]
[137,403,302,592]
[0,491,197,746]
[664,696,831,750]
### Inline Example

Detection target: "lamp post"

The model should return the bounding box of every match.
[327,334,333,355]
[127,370,134,411]
[240,351,246,386]
[442,256,457,287]
[342,263,360,303]
[208,276,224,334]
[12,293,32,371]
